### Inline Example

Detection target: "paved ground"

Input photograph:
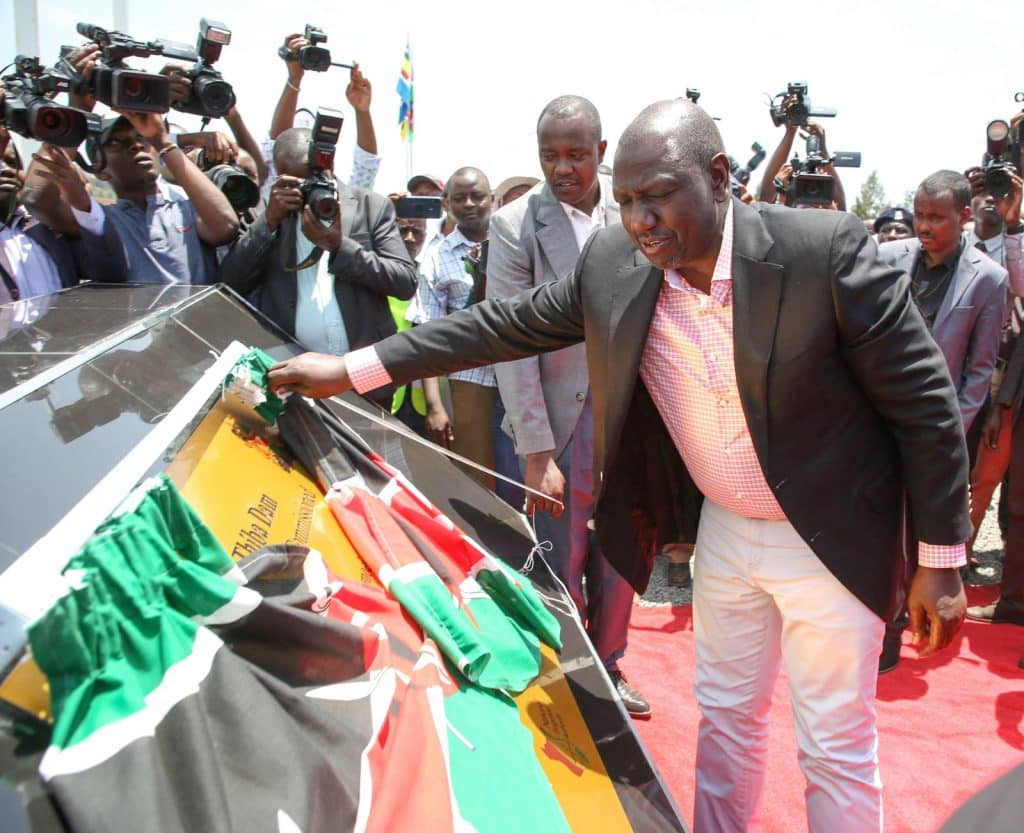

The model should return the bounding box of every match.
[639,490,1004,607]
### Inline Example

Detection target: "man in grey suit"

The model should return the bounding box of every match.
[878,170,1007,435]
[269,100,970,833]
[876,171,1007,671]
[486,96,646,715]
[219,127,417,408]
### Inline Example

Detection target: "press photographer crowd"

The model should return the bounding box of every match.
[3,18,1024,658]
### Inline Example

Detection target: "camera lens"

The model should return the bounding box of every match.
[985,167,1012,199]
[28,101,88,147]
[193,75,235,119]
[206,165,259,212]
[310,192,339,221]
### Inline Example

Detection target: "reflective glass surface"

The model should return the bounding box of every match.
[0,285,300,567]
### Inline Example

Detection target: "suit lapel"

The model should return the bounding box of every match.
[534,187,581,281]
[730,201,783,449]
[932,246,981,333]
[339,183,359,243]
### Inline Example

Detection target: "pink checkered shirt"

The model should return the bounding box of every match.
[638,201,964,569]
[349,202,964,567]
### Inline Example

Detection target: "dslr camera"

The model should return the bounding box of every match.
[279,25,335,73]
[172,19,235,119]
[1,55,99,146]
[301,108,344,221]
[982,113,1022,199]
[769,82,837,128]
[786,133,860,208]
[195,149,259,214]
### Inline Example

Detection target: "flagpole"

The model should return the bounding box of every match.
[406,34,413,182]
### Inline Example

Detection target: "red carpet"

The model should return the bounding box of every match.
[620,586,1024,833]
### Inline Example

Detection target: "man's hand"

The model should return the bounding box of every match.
[62,44,100,111]
[965,166,986,197]
[265,175,303,230]
[268,352,351,398]
[524,452,565,518]
[425,402,454,448]
[158,63,192,105]
[805,121,830,159]
[907,565,966,657]
[178,131,239,167]
[346,63,372,113]
[282,33,309,85]
[29,144,91,211]
[114,110,168,147]
[300,206,342,251]
[984,403,1006,449]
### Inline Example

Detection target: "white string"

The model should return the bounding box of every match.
[325,394,564,510]
[518,511,581,623]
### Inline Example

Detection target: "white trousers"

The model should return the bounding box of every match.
[692,501,885,833]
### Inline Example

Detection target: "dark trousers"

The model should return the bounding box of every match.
[1001,413,1024,606]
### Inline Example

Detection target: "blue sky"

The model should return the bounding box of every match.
[3,0,1021,207]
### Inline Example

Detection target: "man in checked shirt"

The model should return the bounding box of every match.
[269,99,970,833]
[407,167,500,489]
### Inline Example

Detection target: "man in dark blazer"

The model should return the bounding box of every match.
[219,127,417,407]
[268,100,971,833]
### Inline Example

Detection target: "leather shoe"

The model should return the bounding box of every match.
[878,631,902,675]
[666,560,692,588]
[966,601,1024,626]
[609,670,651,718]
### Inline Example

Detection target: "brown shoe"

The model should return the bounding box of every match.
[966,602,1024,626]
[666,560,692,588]
[609,670,651,718]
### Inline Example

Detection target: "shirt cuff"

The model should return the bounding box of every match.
[71,197,105,235]
[917,542,967,569]
[347,346,392,393]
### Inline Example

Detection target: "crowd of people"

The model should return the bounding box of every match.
[2,25,1024,833]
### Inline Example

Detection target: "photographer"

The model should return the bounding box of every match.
[24,110,238,285]
[759,112,847,210]
[218,127,416,408]
[264,33,380,198]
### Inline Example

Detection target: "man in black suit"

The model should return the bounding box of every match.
[267,100,970,833]
[219,127,417,407]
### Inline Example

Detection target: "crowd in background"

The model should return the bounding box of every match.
[3,26,1024,712]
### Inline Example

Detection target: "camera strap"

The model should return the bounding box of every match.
[284,245,324,273]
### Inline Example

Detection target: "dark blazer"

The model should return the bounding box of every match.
[218,182,418,405]
[372,199,972,619]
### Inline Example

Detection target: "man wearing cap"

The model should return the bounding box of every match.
[873,205,914,243]
[877,170,1007,670]
[24,112,238,285]
[407,173,451,264]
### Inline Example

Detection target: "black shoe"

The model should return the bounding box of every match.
[608,670,651,718]
[878,631,902,675]
[966,601,1024,626]
[666,560,692,588]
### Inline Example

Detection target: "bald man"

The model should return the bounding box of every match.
[268,100,971,833]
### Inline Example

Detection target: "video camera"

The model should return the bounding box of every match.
[278,25,352,73]
[730,142,766,186]
[301,107,343,221]
[769,82,837,128]
[62,21,235,119]
[982,97,1024,199]
[1,55,99,147]
[786,132,860,208]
